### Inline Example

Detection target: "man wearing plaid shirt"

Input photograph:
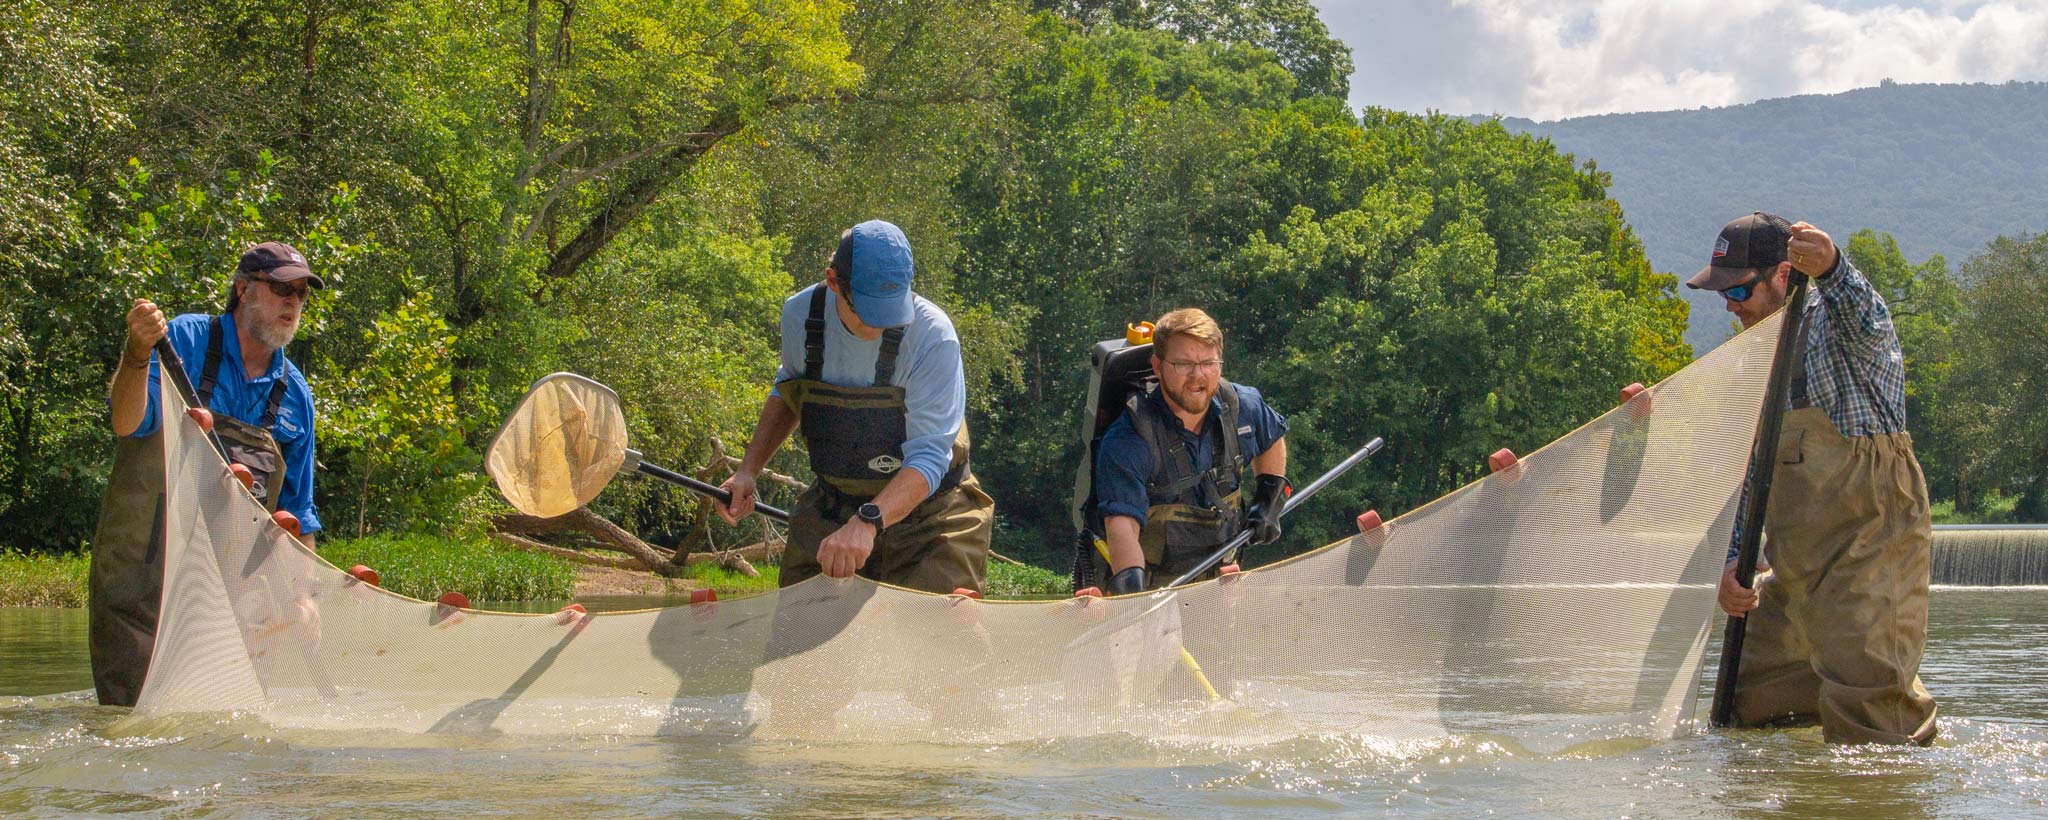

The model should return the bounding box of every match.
[1694,212,1937,745]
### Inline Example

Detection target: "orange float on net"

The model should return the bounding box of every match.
[1619,382,1652,418]
[1488,448,1519,473]
[437,591,470,610]
[270,510,301,536]
[1074,587,1103,598]
[229,463,254,491]
[555,603,587,625]
[951,587,982,599]
[1356,509,1384,533]
[347,565,381,587]
[185,407,215,432]
[689,588,718,605]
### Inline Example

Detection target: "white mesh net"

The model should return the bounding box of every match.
[132,314,1780,748]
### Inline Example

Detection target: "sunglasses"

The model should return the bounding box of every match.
[1719,270,1767,303]
[245,274,312,300]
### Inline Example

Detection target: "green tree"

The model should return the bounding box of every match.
[1949,233,2048,520]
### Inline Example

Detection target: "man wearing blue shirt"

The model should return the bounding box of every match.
[716,221,993,594]
[1091,308,1289,594]
[90,241,325,706]
[1699,213,1937,745]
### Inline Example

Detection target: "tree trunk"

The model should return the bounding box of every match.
[494,507,683,575]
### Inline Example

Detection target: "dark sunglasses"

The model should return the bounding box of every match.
[1719,270,1767,303]
[245,274,312,300]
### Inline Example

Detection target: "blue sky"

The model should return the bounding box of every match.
[1312,0,2048,120]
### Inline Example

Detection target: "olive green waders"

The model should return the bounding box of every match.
[1733,405,1939,744]
[773,286,991,595]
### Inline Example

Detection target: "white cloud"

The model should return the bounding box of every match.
[1319,0,2048,119]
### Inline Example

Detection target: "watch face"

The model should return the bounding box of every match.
[859,503,883,524]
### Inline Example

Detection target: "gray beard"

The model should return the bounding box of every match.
[245,310,299,351]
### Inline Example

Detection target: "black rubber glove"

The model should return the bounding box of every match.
[1108,566,1147,595]
[1248,473,1290,546]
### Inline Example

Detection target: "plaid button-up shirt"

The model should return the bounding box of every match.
[1727,251,1909,562]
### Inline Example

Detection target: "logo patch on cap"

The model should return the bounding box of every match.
[868,454,902,474]
[1713,237,1729,258]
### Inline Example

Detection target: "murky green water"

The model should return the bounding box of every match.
[5,589,2045,817]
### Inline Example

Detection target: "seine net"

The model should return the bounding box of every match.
[133,314,1780,748]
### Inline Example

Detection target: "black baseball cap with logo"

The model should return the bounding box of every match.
[1686,212,1791,291]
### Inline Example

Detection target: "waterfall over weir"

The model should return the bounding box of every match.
[1932,526,2048,586]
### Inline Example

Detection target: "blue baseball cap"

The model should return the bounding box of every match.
[830,220,915,328]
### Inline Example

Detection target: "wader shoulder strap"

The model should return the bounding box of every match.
[259,379,288,428]
[803,286,828,381]
[1215,380,1243,481]
[198,316,225,406]
[1131,396,1205,500]
[874,327,905,386]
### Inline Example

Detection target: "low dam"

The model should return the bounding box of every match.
[1932,525,2048,585]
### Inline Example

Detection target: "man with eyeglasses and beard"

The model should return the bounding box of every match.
[90,241,327,707]
[1693,213,1938,745]
[1089,308,1290,594]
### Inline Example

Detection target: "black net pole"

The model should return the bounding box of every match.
[152,339,231,461]
[636,461,791,522]
[1710,273,1812,728]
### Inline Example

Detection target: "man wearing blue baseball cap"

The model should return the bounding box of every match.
[717,220,994,594]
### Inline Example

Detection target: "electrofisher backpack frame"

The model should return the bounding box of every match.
[1068,323,1162,591]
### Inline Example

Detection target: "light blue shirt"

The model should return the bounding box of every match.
[129,312,322,535]
[771,284,967,498]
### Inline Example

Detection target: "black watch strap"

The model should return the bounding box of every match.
[857,502,885,529]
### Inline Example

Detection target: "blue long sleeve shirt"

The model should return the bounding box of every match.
[128,312,322,535]
[770,284,967,499]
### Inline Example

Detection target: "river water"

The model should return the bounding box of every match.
[4,589,2045,818]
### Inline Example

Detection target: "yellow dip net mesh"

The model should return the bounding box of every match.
[133,314,1780,749]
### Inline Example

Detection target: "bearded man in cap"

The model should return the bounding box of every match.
[716,220,994,594]
[1696,213,1938,745]
[91,241,327,707]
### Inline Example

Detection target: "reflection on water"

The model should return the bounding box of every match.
[5,590,2047,818]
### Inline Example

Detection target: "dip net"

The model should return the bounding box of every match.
[132,315,1780,749]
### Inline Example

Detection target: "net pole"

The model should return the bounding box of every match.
[152,338,231,461]
[634,460,792,522]
[1710,273,1812,728]
[1165,436,1384,589]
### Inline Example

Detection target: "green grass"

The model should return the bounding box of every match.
[1931,491,2023,525]
[0,550,90,607]
[676,561,781,596]
[318,534,576,603]
[986,559,1069,598]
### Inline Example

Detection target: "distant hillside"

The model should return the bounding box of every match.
[1494,81,2048,352]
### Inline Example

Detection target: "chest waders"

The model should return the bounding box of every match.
[89,317,288,706]
[1731,315,1939,744]
[774,287,991,594]
[1087,384,1246,589]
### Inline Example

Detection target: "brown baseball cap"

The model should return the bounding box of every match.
[237,241,324,288]
[1686,212,1790,291]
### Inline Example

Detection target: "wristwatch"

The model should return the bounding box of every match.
[857,502,886,531]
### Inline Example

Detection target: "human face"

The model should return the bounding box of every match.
[236,275,307,350]
[1154,336,1223,417]
[824,269,883,341]
[1724,264,1789,330]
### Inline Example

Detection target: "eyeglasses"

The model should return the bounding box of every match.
[1719,270,1767,303]
[245,274,312,300]
[1163,358,1224,374]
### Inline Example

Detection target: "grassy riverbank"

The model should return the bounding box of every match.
[2,538,1072,607]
